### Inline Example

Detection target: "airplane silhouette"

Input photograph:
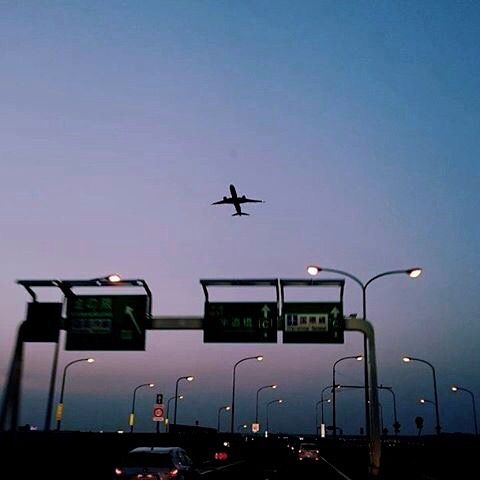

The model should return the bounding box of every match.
[212,184,264,216]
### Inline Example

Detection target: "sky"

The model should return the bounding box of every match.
[1,0,479,436]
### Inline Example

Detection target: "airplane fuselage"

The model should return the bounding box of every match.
[229,184,238,199]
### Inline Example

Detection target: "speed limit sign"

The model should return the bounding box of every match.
[152,403,165,422]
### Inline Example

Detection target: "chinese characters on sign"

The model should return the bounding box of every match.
[203,302,278,343]
[66,295,147,350]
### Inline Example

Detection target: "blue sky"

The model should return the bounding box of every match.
[1,1,479,435]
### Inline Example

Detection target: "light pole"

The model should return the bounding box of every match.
[129,383,154,433]
[217,405,230,432]
[378,385,399,435]
[315,398,330,435]
[451,385,478,435]
[320,384,336,432]
[165,395,183,431]
[308,265,422,438]
[255,384,277,426]
[230,355,263,433]
[55,357,94,431]
[266,399,283,433]
[403,356,441,435]
[379,401,384,433]
[174,376,194,425]
[332,354,363,437]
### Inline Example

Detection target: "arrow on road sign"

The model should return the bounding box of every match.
[261,305,270,318]
[125,306,142,335]
[330,307,340,319]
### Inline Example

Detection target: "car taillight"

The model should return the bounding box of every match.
[168,468,179,478]
[114,467,123,475]
[214,452,228,461]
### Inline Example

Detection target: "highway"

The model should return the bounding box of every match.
[1,430,478,479]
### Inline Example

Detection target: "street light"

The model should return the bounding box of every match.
[403,356,441,435]
[332,355,363,437]
[320,384,336,430]
[451,385,478,435]
[266,399,283,433]
[315,398,330,435]
[55,357,94,431]
[255,384,277,426]
[307,264,422,438]
[129,383,154,433]
[174,376,194,425]
[378,385,399,435]
[165,394,183,431]
[230,355,263,433]
[217,405,231,432]
[237,423,248,433]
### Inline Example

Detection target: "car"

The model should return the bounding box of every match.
[114,446,200,479]
[297,442,320,462]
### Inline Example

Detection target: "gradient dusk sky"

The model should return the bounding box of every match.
[1,1,479,436]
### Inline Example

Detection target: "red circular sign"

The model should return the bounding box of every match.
[153,407,164,418]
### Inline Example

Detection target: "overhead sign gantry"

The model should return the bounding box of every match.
[280,279,345,343]
[200,279,279,343]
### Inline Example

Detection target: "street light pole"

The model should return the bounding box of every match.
[332,355,362,438]
[378,385,399,435]
[308,265,422,439]
[55,357,94,431]
[266,399,283,433]
[174,376,194,425]
[255,384,277,425]
[217,405,231,432]
[320,384,335,433]
[230,355,263,433]
[403,356,441,435]
[451,385,478,436]
[315,398,330,435]
[165,395,183,432]
[129,383,154,433]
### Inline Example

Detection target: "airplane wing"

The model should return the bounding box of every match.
[239,197,264,204]
[211,198,234,205]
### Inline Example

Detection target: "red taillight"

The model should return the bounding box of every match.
[214,451,228,461]
[114,467,123,475]
[168,468,179,477]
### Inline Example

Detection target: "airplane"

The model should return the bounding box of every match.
[211,184,264,216]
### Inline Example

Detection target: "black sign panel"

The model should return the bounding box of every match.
[203,302,277,343]
[24,302,62,342]
[282,302,344,343]
[66,295,147,351]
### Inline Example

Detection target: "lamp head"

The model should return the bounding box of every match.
[256,356,264,362]
[307,265,321,276]
[407,268,422,278]
[356,356,363,361]
[225,406,231,411]
[179,395,184,400]
[271,384,278,389]
[87,358,95,363]
[148,383,155,388]
[420,399,426,404]
[402,357,412,363]
[278,399,283,404]
[107,274,122,283]
[186,376,194,382]
[327,399,331,403]
[451,386,458,392]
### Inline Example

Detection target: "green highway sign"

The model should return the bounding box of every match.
[203,302,277,343]
[66,295,147,351]
[282,302,344,343]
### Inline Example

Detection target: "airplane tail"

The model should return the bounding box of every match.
[232,212,249,216]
